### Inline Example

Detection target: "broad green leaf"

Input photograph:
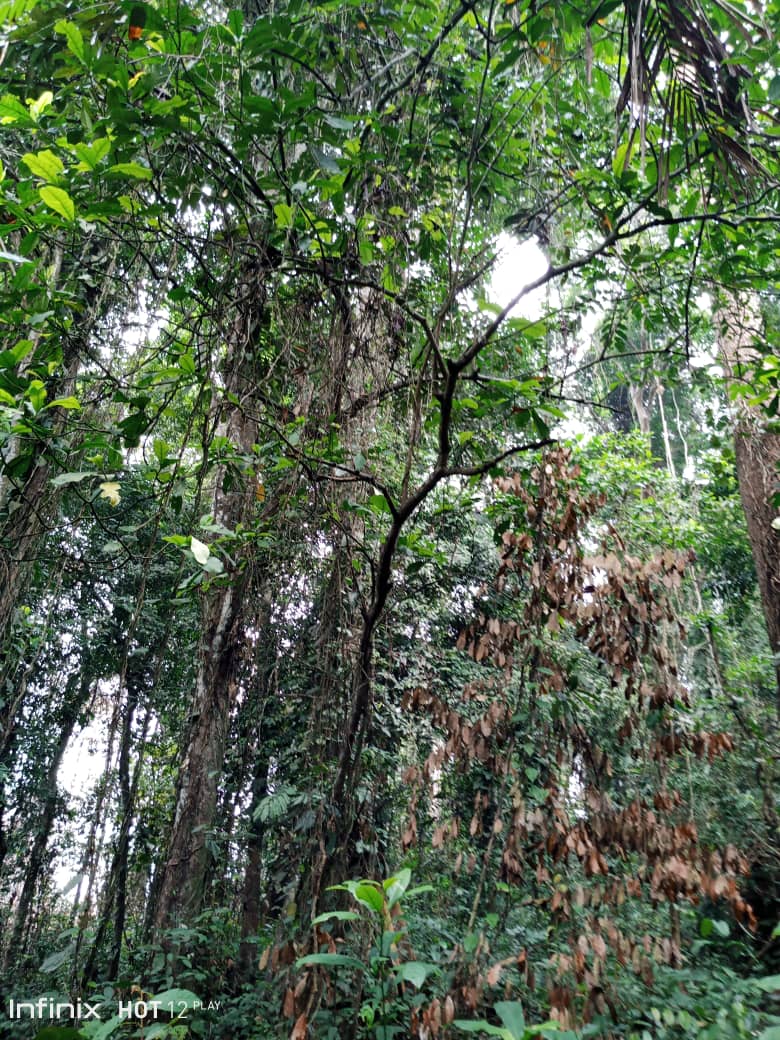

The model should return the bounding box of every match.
[73,137,112,171]
[0,92,33,124]
[295,952,367,972]
[311,910,361,925]
[404,884,435,898]
[769,75,780,103]
[47,396,80,409]
[153,439,170,463]
[367,493,391,515]
[453,1021,512,1039]
[51,471,92,487]
[80,1014,123,1039]
[612,140,630,176]
[28,90,53,120]
[758,1029,780,1040]
[354,881,384,913]
[152,988,201,1011]
[274,202,294,228]
[107,162,153,180]
[383,867,411,907]
[394,960,438,989]
[54,19,85,61]
[495,1002,526,1039]
[190,536,210,565]
[27,379,46,410]
[227,8,243,36]
[308,143,340,175]
[323,113,355,130]
[755,975,780,992]
[23,149,64,181]
[40,942,75,971]
[39,185,75,221]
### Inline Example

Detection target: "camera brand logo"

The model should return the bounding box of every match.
[8,998,102,1020]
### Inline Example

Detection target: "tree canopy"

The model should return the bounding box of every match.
[0,0,779,1037]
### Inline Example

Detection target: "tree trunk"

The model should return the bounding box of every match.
[0,673,86,973]
[153,256,267,929]
[718,298,780,702]
[238,749,270,976]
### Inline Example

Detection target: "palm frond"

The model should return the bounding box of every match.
[591,0,770,188]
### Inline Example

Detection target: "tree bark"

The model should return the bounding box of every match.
[0,672,87,973]
[238,749,270,976]
[718,298,780,703]
[153,256,267,929]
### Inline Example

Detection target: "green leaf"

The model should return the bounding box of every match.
[73,137,112,171]
[80,1014,123,1039]
[495,1002,526,1040]
[323,114,355,130]
[404,884,435,898]
[40,943,75,972]
[28,90,53,120]
[0,93,33,124]
[612,140,632,176]
[311,910,362,925]
[39,185,75,221]
[394,960,438,989]
[274,202,294,228]
[47,396,80,409]
[255,784,297,822]
[107,162,153,180]
[309,143,341,175]
[152,988,201,1012]
[453,1021,512,1038]
[295,952,367,972]
[51,471,92,487]
[25,379,45,410]
[367,493,391,515]
[383,867,411,908]
[758,1029,780,1040]
[23,149,65,181]
[768,75,780,103]
[227,8,243,36]
[54,19,85,61]
[755,975,780,992]
[354,881,384,913]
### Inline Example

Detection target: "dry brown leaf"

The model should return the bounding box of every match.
[290,1012,308,1039]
